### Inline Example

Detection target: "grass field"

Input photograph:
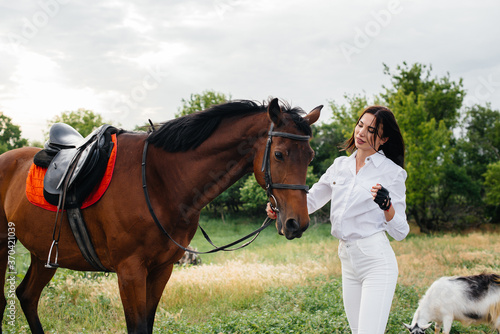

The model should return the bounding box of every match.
[3,216,500,333]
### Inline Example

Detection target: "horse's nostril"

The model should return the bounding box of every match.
[285,219,300,232]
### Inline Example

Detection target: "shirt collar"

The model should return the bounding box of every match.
[352,150,386,168]
[371,150,386,167]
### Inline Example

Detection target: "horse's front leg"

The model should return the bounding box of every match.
[116,259,148,334]
[146,263,174,333]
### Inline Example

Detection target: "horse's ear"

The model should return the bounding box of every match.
[267,98,282,126]
[304,105,322,125]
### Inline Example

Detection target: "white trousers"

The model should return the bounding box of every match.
[338,232,398,334]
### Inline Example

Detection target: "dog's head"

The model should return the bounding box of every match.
[403,322,432,334]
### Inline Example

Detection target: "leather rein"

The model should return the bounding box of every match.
[141,123,311,254]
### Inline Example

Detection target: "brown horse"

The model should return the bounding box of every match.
[0,98,321,333]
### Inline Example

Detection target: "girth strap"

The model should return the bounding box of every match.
[66,208,109,272]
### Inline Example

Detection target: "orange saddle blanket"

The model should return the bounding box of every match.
[26,134,117,212]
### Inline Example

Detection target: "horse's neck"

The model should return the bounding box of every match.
[153,113,268,213]
[192,113,267,197]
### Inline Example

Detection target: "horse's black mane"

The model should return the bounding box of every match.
[147,99,312,152]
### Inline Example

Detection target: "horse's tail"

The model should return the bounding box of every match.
[0,149,14,232]
[0,149,19,230]
[0,149,18,326]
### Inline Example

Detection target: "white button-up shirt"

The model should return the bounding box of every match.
[307,150,409,241]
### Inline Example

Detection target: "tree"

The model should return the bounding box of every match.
[309,121,346,177]
[484,161,500,207]
[46,109,112,138]
[240,166,319,216]
[380,63,478,232]
[0,112,28,154]
[387,92,456,232]
[176,90,230,117]
[382,62,464,130]
[455,104,500,180]
[311,95,373,174]
[452,104,500,224]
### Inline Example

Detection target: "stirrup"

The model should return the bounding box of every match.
[45,240,60,269]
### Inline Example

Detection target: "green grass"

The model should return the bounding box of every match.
[2,215,499,333]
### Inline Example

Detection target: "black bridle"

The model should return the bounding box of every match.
[261,123,310,213]
[142,122,311,254]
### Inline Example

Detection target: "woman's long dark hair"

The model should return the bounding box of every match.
[342,106,405,168]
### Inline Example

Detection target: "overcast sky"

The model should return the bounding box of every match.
[1,0,499,142]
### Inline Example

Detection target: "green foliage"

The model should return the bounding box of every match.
[190,64,497,230]
[240,166,319,214]
[205,177,249,216]
[386,92,454,231]
[437,102,499,226]
[0,112,28,154]
[46,109,112,138]
[309,95,366,176]
[240,174,269,214]
[5,222,499,333]
[484,161,500,206]
[382,62,465,130]
[380,62,488,232]
[138,280,495,333]
[309,121,345,175]
[309,62,496,231]
[176,90,230,117]
[133,120,158,133]
[455,104,500,180]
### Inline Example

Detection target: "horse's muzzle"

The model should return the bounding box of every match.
[283,218,309,240]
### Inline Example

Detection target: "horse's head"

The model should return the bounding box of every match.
[254,98,321,239]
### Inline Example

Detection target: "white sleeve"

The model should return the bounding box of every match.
[385,168,409,241]
[307,165,334,214]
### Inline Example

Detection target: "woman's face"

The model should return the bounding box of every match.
[354,112,387,153]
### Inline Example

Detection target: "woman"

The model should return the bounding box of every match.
[267,105,409,334]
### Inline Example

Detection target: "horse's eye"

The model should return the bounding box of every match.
[274,151,284,161]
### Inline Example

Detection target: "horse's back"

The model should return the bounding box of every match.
[0,147,39,180]
[0,147,39,213]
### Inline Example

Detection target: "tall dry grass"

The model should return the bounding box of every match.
[156,230,500,321]
[40,231,500,309]
[395,231,500,287]
[7,226,500,332]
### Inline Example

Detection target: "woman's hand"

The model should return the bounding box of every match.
[265,202,277,219]
[371,183,392,211]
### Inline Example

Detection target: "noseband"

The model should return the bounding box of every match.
[261,123,311,213]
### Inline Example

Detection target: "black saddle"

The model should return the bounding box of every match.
[34,123,117,209]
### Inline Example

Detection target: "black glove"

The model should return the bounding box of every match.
[374,185,391,211]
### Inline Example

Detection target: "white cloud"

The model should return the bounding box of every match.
[0,0,499,142]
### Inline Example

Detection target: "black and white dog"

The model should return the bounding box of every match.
[405,273,500,334]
